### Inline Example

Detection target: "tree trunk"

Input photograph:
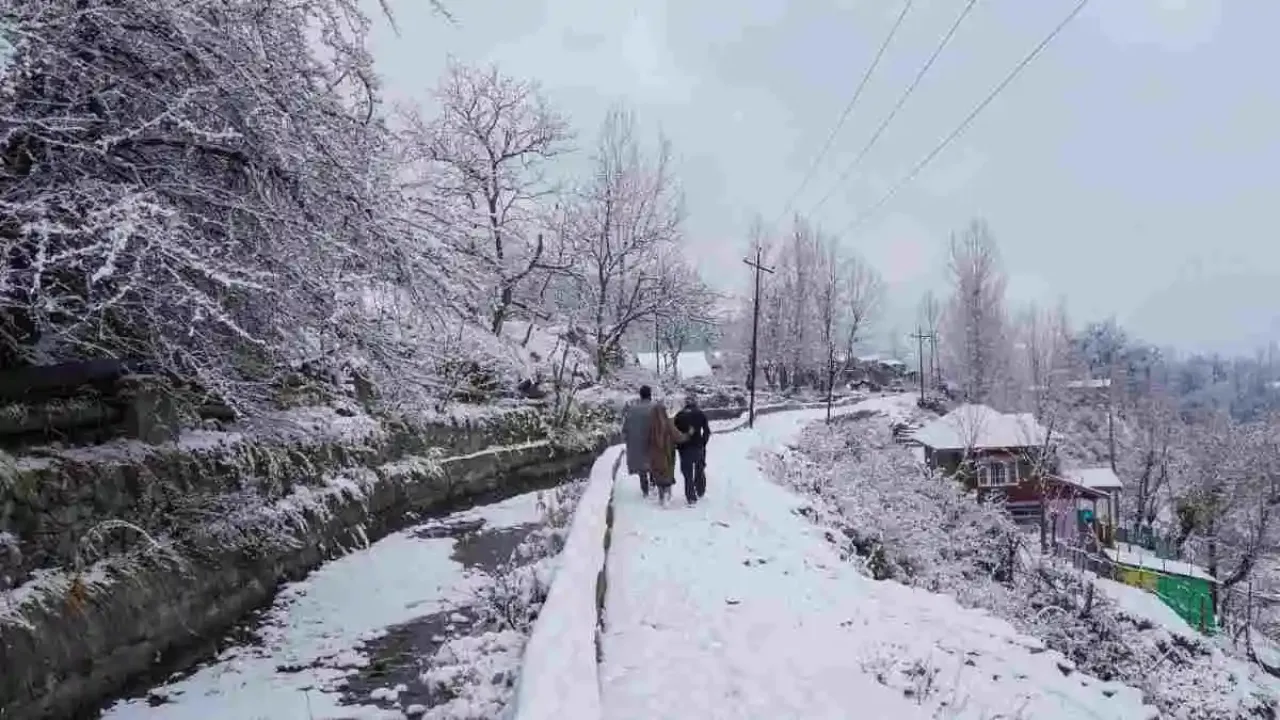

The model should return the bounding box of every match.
[491,284,514,335]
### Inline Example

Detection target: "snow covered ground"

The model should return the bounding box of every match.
[598,399,1155,719]
[101,490,560,720]
[634,351,713,380]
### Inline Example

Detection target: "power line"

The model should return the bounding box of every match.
[769,0,916,231]
[835,0,1091,238]
[807,0,982,219]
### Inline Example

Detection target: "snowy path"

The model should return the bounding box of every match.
[599,401,1154,720]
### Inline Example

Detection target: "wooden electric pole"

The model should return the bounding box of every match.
[653,313,661,379]
[743,247,775,428]
[909,327,935,404]
[929,333,941,391]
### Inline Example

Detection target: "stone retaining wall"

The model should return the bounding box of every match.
[0,406,553,593]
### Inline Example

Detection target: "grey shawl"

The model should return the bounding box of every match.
[621,399,655,474]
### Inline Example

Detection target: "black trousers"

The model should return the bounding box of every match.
[679,447,707,502]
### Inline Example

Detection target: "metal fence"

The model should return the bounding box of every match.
[1112,524,1184,562]
[1050,540,1215,632]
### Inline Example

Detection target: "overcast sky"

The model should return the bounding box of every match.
[369,0,1279,357]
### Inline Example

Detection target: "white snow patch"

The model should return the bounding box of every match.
[1105,540,1213,579]
[420,630,526,720]
[635,351,713,379]
[1094,576,1196,636]
[443,484,547,530]
[912,403,1048,451]
[1060,467,1124,490]
[1105,544,1215,581]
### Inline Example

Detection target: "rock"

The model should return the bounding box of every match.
[117,375,180,445]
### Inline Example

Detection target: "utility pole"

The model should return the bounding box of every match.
[653,313,661,379]
[909,327,934,405]
[743,247,775,428]
[929,333,941,391]
[825,342,837,425]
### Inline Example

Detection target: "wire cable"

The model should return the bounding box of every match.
[768,0,916,231]
[835,0,1091,238]
[807,0,982,219]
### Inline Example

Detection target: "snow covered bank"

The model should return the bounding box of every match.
[599,401,1156,718]
[767,401,1280,717]
[511,444,622,720]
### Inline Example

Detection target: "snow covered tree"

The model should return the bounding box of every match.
[557,105,688,378]
[401,61,573,336]
[917,291,942,391]
[840,252,883,378]
[0,0,449,408]
[733,216,882,394]
[1123,386,1184,529]
[940,219,1011,406]
[656,258,718,379]
[1075,318,1129,379]
[1175,413,1280,612]
[1011,299,1077,418]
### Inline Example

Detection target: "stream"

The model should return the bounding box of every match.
[95,475,583,720]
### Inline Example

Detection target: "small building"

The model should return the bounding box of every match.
[1045,467,1124,546]
[1058,467,1123,525]
[913,404,1124,528]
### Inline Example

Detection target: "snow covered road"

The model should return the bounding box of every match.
[598,400,1155,719]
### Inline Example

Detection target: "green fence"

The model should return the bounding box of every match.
[1153,572,1216,632]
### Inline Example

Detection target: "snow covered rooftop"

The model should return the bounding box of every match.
[1061,467,1124,490]
[911,404,1049,451]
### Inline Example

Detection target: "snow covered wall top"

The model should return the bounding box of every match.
[511,444,621,720]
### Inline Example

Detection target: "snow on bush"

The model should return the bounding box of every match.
[0,0,479,410]
[417,479,587,720]
[758,417,1018,606]
[765,414,1280,718]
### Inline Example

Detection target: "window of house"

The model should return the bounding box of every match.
[977,461,1018,488]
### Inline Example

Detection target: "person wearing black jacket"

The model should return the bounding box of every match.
[673,394,712,506]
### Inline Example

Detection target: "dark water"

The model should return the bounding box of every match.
[335,519,542,714]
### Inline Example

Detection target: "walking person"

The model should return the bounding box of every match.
[621,385,656,497]
[645,400,689,506]
[673,394,712,506]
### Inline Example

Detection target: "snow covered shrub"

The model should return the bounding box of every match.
[767,418,1020,603]
[773,414,1280,718]
[424,478,586,718]
[418,630,525,720]
[167,490,306,559]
